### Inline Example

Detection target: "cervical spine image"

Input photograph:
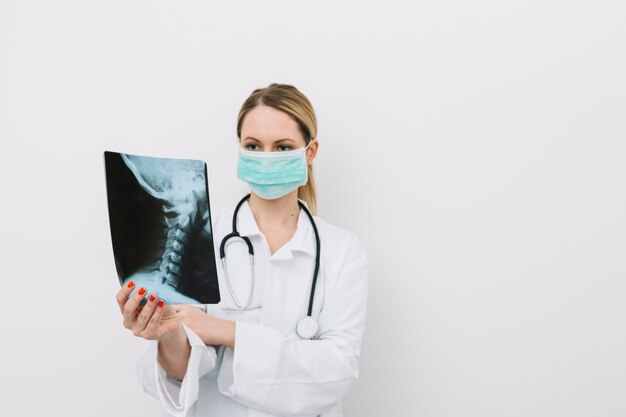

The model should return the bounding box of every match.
[159,201,191,287]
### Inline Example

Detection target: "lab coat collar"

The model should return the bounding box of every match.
[236,199,316,259]
[236,200,262,238]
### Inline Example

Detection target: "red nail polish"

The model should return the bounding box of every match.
[158,300,164,308]
[127,281,135,288]
[149,294,156,302]
[138,287,146,296]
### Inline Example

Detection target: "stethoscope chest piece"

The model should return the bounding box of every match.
[296,316,319,339]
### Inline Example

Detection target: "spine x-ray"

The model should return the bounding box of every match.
[103,151,220,305]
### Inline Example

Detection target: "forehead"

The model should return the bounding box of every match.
[241,105,304,142]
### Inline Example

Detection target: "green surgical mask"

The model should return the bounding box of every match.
[237,143,311,200]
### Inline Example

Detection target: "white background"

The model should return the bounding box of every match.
[1,1,625,416]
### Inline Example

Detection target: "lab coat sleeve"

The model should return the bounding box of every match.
[135,323,217,417]
[218,235,369,417]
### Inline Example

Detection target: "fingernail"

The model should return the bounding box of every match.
[138,287,146,296]
[127,281,135,288]
[158,300,164,308]
[149,294,156,302]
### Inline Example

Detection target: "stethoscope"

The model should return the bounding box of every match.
[219,193,321,339]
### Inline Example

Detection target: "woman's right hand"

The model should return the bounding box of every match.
[116,281,182,342]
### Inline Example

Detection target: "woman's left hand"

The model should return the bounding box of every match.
[174,306,236,350]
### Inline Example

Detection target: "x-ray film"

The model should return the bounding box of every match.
[103,151,220,305]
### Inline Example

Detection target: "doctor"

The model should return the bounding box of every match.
[115,83,369,417]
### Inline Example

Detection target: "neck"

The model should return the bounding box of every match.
[248,191,300,228]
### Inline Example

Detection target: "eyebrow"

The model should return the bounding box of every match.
[242,137,296,143]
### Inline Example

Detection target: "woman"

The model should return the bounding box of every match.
[116,83,369,417]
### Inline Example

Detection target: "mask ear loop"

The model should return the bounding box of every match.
[304,139,315,165]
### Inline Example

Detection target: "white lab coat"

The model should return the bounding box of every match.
[135,200,369,417]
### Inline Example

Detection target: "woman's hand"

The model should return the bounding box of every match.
[175,306,236,350]
[116,281,191,381]
[115,281,183,342]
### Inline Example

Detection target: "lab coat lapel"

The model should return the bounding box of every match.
[258,203,321,335]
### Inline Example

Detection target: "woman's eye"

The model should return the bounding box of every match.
[245,143,260,151]
[276,145,293,151]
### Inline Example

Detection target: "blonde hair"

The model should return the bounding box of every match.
[237,83,318,214]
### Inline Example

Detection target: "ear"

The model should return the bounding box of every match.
[307,139,319,165]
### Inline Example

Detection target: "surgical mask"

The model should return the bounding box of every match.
[237,143,310,200]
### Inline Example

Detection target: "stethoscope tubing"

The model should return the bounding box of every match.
[219,193,321,320]
[299,199,320,317]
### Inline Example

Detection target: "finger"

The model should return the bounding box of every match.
[122,286,148,328]
[144,300,177,340]
[175,306,195,323]
[115,280,137,314]
[132,293,159,335]
[175,307,185,322]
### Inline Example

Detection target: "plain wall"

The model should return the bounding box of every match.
[1,1,624,416]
